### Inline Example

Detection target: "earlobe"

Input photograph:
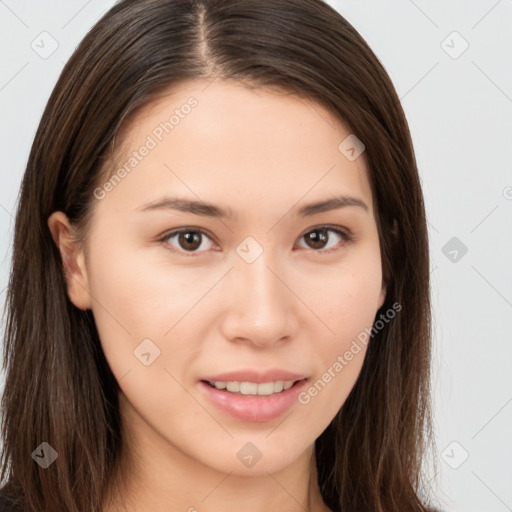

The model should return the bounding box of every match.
[47,211,92,311]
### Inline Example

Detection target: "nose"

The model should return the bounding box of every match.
[219,251,299,348]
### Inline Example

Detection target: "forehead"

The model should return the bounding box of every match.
[99,79,373,218]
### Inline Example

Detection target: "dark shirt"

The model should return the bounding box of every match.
[0,491,23,512]
[0,489,440,512]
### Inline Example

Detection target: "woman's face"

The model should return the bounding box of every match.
[56,79,386,476]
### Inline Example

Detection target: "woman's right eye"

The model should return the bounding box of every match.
[158,228,217,256]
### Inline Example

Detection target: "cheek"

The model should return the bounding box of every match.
[298,249,382,414]
[87,225,175,326]
[84,232,168,376]
[312,248,383,346]
[85,232,213,386]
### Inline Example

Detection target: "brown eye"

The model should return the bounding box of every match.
[160,228,216,255]
[304,229,329,249]
[298,226,351,253]
[178,231,202,251]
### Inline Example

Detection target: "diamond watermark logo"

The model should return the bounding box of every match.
[31,31,59,59]
[237,442,262,468]
[133,338,161,366]
[441,441,469,469]
[441,31,469,59]
[442,236,468,263]
[32,442,59,468]
[338,134,365,161]
[236,236,264,264]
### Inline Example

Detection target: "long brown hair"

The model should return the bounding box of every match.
[0,1,438,510]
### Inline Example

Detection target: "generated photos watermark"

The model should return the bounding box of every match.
[298,301,402,405]
[93,96,198,200]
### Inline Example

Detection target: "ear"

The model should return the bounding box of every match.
[47,211,92,311]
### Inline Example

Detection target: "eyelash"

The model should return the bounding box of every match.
[156,225,354,257]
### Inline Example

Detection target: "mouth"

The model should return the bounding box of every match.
[198,375,309,423]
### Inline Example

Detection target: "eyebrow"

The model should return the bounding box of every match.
[136,194,369,218]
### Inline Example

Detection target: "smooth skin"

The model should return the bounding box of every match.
[48,79,386,512]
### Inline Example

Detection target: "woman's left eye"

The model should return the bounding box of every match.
[157,225,352,257]
[296,226,352,253]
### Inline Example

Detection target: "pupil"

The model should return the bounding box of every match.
[308,229,327,249]
[180,231,201,250]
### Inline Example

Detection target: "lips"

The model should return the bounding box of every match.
[198,369,309,422]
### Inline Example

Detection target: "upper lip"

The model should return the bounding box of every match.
[201,369,308,384]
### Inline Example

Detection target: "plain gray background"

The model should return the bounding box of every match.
[1,1,511,511]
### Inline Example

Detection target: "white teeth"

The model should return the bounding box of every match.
[209,379,298,395]
[226,381,240,392]
[240,382,258,395]
[254,382,274,395]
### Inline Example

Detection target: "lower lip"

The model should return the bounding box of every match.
[199,379,308,423]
